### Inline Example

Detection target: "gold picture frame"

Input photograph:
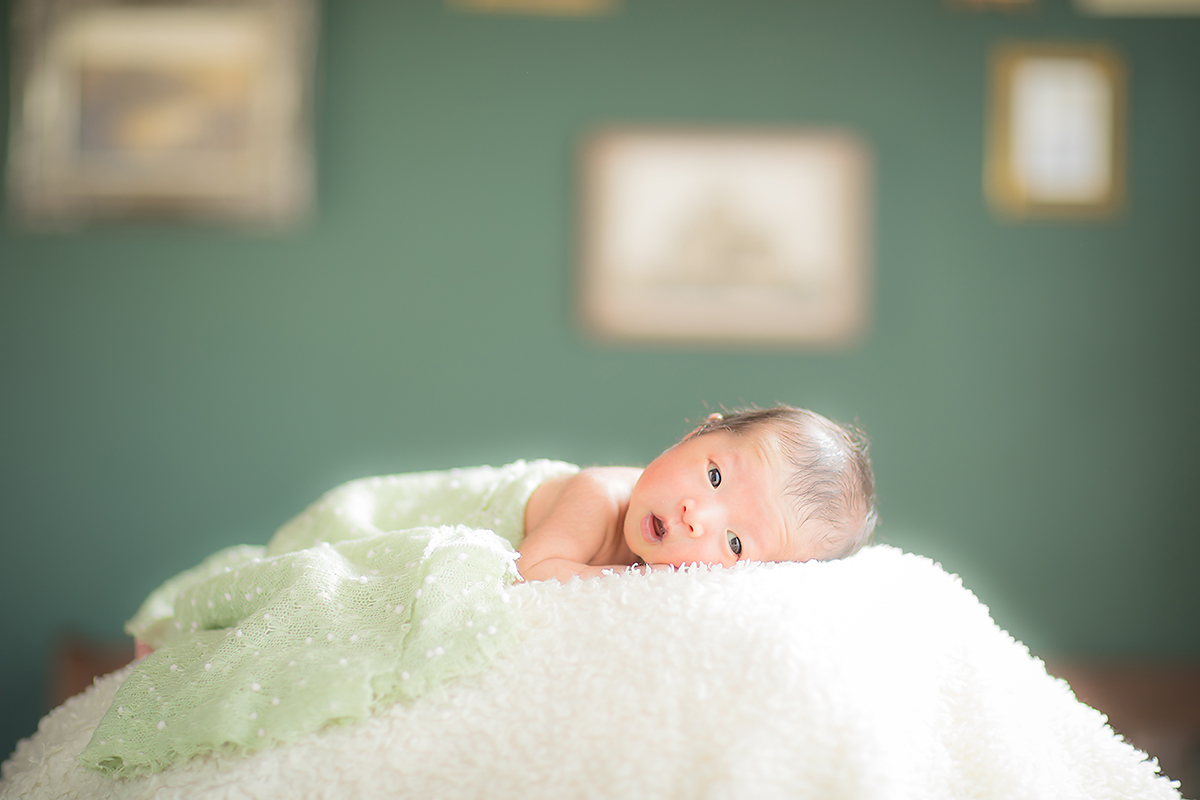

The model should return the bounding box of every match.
[985,43,1126,218]
[578,127,873,348]
[6,0,317,228]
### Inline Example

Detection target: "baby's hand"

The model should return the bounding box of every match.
[134,640,154,660]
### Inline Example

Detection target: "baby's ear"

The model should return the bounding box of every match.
[683,413,723,441]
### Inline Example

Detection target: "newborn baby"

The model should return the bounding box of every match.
[518,405,878,581]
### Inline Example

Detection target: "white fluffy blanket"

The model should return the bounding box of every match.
[0,546,1181,799]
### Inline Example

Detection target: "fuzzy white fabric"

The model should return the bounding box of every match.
[0,546,1182,800]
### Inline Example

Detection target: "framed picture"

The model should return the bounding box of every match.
[945,0,1036,11]
[578,127,872,347]
[1075,0,1200,14]
[6,0,317,228]
[985,43,1126,218]
[450,0,617,13]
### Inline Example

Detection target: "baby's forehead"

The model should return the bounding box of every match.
[691,426,787,480]
[724,426,794,474]
[699,430,817,557]
[730,428,855,561]
[718,420,866,562]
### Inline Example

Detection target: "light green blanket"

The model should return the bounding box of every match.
[80,460,578,777]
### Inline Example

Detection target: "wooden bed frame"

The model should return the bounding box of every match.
[1045,660,1200,797]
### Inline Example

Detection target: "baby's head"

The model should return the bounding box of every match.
[623,405,877,568]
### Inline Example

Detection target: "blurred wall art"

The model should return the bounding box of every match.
[578,127,873,348]
[985,43,1125,218]
[6,0,317,228]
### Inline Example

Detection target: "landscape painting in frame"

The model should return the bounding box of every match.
[579,127,873,347]
[6,0,317,228]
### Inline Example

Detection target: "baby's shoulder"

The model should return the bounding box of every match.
[574,465,642,495]
[525,466,640,529]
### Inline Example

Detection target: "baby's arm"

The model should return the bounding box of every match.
[518,467,641,582]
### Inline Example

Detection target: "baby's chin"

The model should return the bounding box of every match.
[622,526,647,562]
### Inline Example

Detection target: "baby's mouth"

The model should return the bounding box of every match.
[641,513,667,545]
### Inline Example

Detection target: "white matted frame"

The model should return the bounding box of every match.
[578,127,873,347]
[6,0,317,228]
[985,43,1126,218]
[1075,0,1200,14]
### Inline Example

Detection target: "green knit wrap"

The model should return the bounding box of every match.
[79,460,579,777]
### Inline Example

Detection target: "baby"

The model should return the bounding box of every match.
[132,404,876,656]
[104,404,876,776]
[518,405,878,581]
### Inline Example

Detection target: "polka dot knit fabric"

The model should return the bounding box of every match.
[79,460,579,777]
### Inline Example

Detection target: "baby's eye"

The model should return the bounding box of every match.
[726,530,742,557]
[707,465,721,488]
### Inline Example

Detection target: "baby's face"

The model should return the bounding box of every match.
[624,429,815,568]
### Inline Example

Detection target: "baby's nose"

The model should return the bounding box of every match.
[681,499,706,539]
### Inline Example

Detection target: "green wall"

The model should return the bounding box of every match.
[2,0,1197,758]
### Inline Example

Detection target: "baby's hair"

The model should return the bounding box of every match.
[692,405,878,560]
